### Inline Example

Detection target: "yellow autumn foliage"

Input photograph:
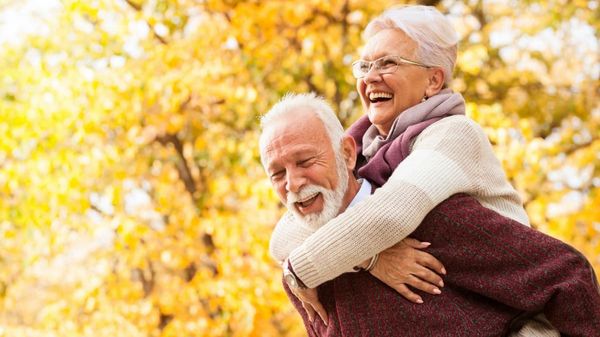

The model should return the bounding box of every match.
[0,0,598,336]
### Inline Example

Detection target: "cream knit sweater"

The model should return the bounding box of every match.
[269,115,561,337]
[270,115,530,285]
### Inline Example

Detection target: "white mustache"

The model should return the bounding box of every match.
[287,185,327,204]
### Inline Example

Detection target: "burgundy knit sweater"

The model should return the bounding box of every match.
[284,116,600,336]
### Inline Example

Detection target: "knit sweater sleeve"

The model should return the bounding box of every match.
[269,212,315,265]
[288,116,490,288]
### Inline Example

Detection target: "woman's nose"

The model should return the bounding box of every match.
[362,66,382,84]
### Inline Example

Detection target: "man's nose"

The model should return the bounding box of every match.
[285,169,306,193]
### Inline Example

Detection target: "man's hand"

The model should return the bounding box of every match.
[368,238,446,304]
[288,286,328,325]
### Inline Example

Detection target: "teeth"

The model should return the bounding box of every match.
[297,193,318,204]
[369,92,393,100]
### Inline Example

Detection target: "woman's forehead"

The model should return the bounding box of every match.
[360,29,417,59]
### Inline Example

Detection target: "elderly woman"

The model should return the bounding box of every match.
[268,5,600,337]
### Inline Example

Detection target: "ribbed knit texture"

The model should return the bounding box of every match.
[269,113,600,336]
[273,116,530,286]
[283,194,600,337]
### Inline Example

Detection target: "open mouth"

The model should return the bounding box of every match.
[369,91,393,103]
[295,193,320,210]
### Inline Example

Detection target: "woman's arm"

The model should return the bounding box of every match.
[272,197,447,304]
[269,212,314,264]
[288,116,495,288]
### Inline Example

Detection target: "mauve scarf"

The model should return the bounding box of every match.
[346,88,466,187]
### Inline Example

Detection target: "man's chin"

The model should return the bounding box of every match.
[302,215,327,229]
[294,206,339,230]
[288,176,346,230]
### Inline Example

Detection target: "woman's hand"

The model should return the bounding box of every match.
[368,238,446,304]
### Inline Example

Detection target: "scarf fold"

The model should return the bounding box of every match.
[346,88,466,187]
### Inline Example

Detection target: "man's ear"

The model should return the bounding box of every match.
[425,67,445,97]
[341,135,357,171]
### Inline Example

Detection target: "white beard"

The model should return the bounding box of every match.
[286,152,349,230]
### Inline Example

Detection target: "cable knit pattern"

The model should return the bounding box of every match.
[278,115,529,287]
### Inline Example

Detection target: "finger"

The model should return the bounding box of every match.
[413,265,445,288]
[312,302,329,326]
[302,302,315,322]
[416,251,447,275]
[403,238,431,249]
[394,283,423,304]
[406,274,442,295]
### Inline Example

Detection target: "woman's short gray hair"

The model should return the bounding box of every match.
[363,5,458,85]
[259,92,344,158]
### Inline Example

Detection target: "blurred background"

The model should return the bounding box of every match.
[0,0,598,336]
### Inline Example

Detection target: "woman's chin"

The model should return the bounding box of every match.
[368,109,396,132]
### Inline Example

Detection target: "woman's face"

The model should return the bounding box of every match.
[356,29,431,136]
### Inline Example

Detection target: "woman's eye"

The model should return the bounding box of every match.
[381,59,397,67]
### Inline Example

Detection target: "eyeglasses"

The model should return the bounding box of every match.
[351,55,430,79]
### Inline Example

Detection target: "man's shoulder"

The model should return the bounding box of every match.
[429,193,522,226]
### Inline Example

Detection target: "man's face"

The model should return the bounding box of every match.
[261,110,349,228]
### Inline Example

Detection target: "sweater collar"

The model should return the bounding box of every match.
[347,179,372,209]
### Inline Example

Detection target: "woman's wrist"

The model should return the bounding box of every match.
[353,254,379,271]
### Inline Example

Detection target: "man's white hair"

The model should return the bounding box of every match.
[259,92,344,165]
[363,5,458,86]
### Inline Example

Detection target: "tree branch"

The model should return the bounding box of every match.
[418,0,442,6]
[124,0,168,45]
[563,137,599,156]
[472,0,488,29]
[155,134,199,204]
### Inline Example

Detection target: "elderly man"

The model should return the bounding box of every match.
[259,93,600,337]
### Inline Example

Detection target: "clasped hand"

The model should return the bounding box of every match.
[289,238,446,325]
[369,238,446,304]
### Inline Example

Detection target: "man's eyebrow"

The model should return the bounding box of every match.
[266,161,281,173]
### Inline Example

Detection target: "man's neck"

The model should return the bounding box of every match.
[338,178,362,213]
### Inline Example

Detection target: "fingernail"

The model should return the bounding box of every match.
[439,280,444,287]
[416,299,423,304]
[433,288,441,294]
[441,268,447,275]
[421,242,431,247]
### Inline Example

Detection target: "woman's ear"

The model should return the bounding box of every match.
[425,67,445,97]
[341,136,357,171]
